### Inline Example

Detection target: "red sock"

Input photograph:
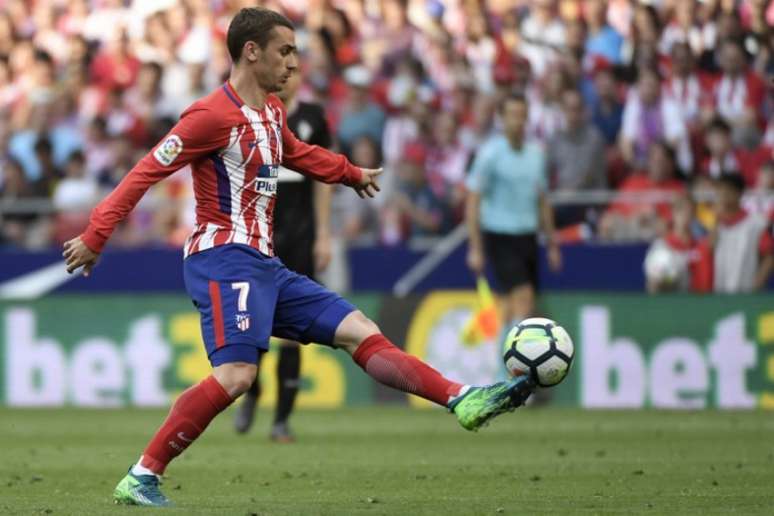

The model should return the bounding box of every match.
[352,334,463,406]
[140,375,233,474]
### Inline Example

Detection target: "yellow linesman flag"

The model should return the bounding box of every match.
[461,276,501,346]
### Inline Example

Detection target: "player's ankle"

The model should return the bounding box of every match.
[132,456,162,478]
[447,385,471,408]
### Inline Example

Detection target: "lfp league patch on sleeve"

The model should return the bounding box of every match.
[153,134,184,166]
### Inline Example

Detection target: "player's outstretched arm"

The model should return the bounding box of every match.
[278,98,378,196]
[64,105,228,275]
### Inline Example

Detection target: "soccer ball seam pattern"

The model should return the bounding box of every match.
[503,318,574,388]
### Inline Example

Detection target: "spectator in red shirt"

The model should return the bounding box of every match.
[704,38,766,141]
[88,29,140,92]
[322,7,360,68]
[701,116,770,186]
[600,141,686,241]
[123,62,164,127]
[664,42,709,131]
[645,193,713,293]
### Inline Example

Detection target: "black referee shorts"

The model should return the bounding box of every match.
[482,231,538,292]
[274,230,315,280]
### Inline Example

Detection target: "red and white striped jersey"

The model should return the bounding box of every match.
[82,82,362,257]
[663,75,704,125]
[710,71,766,125]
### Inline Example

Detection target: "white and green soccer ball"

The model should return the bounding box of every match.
[502,317,574,387]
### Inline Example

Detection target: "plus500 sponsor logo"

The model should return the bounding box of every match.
[256,164,278,194]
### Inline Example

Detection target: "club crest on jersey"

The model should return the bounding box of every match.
[153,135,183,166]
[236,313,250,332]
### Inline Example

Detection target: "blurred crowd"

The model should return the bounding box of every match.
[0,0,772,252]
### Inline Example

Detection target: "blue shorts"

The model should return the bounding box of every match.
[183,244,356,366]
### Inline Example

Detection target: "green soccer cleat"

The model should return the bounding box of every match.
[113,468,173,507]
[449,376,535,431]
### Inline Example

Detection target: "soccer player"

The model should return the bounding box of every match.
[233,68,333,441]
[62,8,534,507]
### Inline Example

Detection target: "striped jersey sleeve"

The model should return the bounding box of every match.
[81,104,229,253]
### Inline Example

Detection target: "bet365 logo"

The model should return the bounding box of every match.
[2,309,171,406]
[580,307,773,409]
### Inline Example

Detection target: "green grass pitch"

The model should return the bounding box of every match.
[1,407,773,515]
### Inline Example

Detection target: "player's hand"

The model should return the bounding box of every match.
[63,236,99,277]
[467,245,485,275]
[314,232,333,273]
[353,168,382,199]
[548,242,562,272]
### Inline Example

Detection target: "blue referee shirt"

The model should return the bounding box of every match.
[465,135,547,235]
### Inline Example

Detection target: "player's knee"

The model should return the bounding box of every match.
[334,310,380,354]
[231,375,257,397]
[212,362,258,398]
[360,315,381,337]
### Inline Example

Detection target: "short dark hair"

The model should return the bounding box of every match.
[34,49,54,66]
[34,136,52,154]
[67,150,85,165]
[706,116,731,135]
[716,172,745,194]
[499,92,528,112]
[226,8,294,62]
[141,61,163,78]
